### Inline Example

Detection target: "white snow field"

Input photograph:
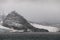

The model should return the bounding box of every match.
[30,23,60,32]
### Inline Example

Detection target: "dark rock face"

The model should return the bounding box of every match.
[41,29,49,32]
[2,11,35,32]
[2,11,49,32]
[2,11,24,31]
[34,28,49,32]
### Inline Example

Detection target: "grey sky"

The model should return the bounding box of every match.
[0,0,60,23]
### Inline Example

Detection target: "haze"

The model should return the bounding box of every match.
[0,0,60,24]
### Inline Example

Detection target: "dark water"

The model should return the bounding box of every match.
[0,32,60,40]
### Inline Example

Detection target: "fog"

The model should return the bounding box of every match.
[0,0,60,24]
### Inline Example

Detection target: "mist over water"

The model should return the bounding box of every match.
[0,0,60,24]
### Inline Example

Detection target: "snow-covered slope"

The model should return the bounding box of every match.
[30,23,60,32]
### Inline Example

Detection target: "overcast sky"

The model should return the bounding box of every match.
[0,0,60,23]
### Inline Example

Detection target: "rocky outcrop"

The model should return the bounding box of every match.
[2,11,28,32]
[2,11,49,32]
